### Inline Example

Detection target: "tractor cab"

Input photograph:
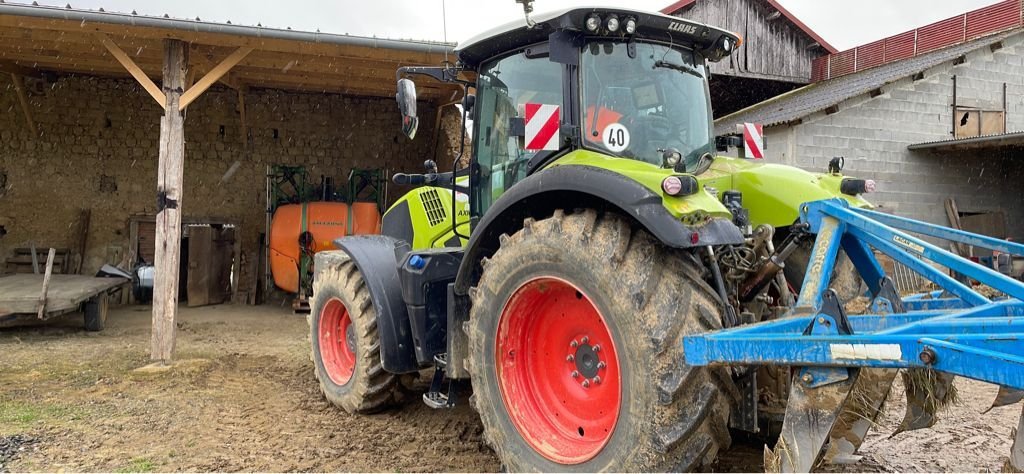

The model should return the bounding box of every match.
[395,7,740,218]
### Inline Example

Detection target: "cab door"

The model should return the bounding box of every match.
[470,48,565,218]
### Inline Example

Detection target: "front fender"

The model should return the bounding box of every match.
[331,235,419,374]
[453,164,744,294]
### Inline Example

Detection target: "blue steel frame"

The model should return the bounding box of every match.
[683,198,1024,391]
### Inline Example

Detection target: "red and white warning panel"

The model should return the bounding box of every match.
[742,122,764,159]
[523,103,560,151]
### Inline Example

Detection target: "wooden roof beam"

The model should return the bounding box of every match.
[96,32,165,107]
[0,59,40,77]
[189,48,245,91]
[179,46,252,110]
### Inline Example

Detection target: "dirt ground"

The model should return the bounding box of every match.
[1,303,1020,472]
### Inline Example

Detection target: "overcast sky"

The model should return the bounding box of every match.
[10,0,1003,51]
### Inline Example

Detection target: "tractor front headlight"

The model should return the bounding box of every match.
[606,15,620,32]
[585,14,601,32]
[624,17,637,34]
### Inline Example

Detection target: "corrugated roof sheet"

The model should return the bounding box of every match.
[714,29,1019,136]
[908,130,1024,151]
[0,1,456,50]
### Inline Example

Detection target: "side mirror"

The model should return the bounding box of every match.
[396,78,419,139]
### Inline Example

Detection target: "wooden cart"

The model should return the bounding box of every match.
[0,274,128,331]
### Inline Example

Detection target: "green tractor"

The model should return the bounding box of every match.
[309,4,874,471]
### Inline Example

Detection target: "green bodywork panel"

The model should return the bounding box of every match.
[385,151,870,251]
[700,157,872,227]
[546,151,870,229]
[384,185,471,250]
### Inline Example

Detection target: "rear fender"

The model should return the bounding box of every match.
[331,235,419,374]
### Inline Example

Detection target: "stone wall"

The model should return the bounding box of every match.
[760,32,1024,238]
[0,74,454,287]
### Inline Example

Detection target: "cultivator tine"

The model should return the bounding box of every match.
[824,368,898,464]
[1010,405,1024,472]
[769,369,858,472]
[986,386,1024,413]
[825,278,904,464]
[769,290,859,473]
[893,369,956,435]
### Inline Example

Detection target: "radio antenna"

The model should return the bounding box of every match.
[442,0,450,63]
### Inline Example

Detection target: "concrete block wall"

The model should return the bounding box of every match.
[762,32,1024,238]
[0,74,455,285]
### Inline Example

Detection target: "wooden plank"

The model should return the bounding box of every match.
[238,86,248,146]
[945,198,972,257]
[30,241,40,274]
[151,39,187,362]
[96,32,166,107]
[69,209,91,274]
[10,73,38,136]
[178,46,253,111]
[36,248,55,319]
[186,226,214,307]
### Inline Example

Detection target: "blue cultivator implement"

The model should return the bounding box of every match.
[684,199,1024,472]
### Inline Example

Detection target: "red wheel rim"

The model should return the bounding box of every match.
[318,298,356,386]
[496,276,621,465]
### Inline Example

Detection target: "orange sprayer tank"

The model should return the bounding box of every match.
[269,202,381,293]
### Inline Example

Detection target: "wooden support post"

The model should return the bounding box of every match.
[238,86,248,146]
[178,46,253,111]
[37,248,55,319]
[97,33,166,107]
[151,39,187,362]
[10,73,37,136]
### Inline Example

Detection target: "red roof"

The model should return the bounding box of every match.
[810,0,1022,81]
[660,0,838,54]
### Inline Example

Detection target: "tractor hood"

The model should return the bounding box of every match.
[455,7,741,68]
[700,157,873,228]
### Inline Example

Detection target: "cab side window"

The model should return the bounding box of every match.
[473,52,563,215]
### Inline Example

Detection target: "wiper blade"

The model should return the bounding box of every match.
[654,60,703,79]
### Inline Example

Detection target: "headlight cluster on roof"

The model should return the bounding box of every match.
[584,12,637,35]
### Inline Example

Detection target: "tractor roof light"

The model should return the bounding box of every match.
[624,17,637,34]
[662,176,699,197]
[606,15,620,33]
[585,14,601,32]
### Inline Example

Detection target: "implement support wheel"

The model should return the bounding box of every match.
[467,209,735,471]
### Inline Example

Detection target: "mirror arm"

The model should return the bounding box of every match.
[397,66,472,87]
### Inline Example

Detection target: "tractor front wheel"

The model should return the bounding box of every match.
[467,210,734,471]
[309,252,399,413]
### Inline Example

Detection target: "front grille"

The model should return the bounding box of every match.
[420,189,447,226]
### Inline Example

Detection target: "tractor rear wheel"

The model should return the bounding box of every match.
[466,209,734,471]
[309,252,399,413]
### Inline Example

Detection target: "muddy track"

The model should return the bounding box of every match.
[0,304,1018,472]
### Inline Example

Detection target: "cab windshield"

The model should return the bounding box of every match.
[582,41,713,170]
